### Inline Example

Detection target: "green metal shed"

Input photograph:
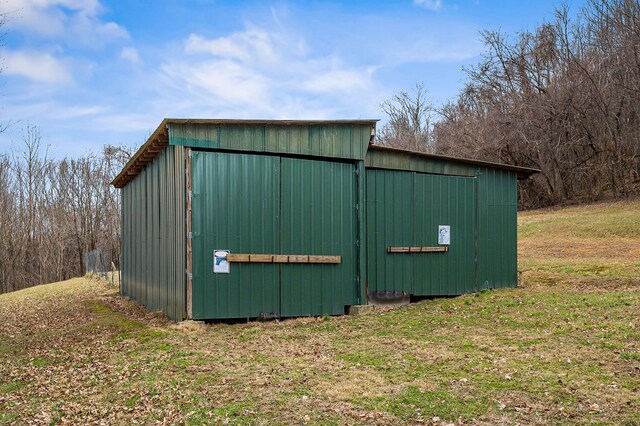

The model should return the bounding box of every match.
[112,119,537,321]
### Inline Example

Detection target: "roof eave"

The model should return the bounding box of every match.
[367,144,540,178]
[110,119,169,188]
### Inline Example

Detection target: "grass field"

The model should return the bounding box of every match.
[1,200,639,425]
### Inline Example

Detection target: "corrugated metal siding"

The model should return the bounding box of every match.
[366,170,415,292]
[355,161,367,305]
[413,173,475,295]
[117,116,524,321]
[280,158,358,316]
[168,123,371,160]
[191,152,281,319]
[365,149,476,177]
[121,145,186,321]
[477,168,518,289]
[366,169,476,296]
[190,151,358,319]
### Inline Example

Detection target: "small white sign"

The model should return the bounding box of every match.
[438,225,450,245]
[214,250,230,273]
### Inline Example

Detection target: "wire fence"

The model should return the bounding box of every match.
[84,247,120,287]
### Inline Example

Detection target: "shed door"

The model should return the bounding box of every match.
[191,152,357,319]
[366,169,476,296]
[191,152,281,319]
[413,173,476,295]
[280,158,357,316]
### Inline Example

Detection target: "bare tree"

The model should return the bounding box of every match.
[430,0,640,207]
[0,127,132,294]
[378,83,435,152]
[0,154,14,292]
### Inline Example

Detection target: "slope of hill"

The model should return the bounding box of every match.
[519,200,640,284]
[1,201,639,425]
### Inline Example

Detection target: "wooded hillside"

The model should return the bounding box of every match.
[0,128,129,294]
[381,0,640,207]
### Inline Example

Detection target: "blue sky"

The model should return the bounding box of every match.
[1,0,586,157]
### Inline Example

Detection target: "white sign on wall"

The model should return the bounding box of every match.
[213,250,230,273]
[438,225,451,245]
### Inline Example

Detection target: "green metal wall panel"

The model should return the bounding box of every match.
[190,152,359,319]
[280,158,358,316]
[220,124,266,151]
[477,168,518,289]
[413,174,475,295]
[366,169,476,296]
[119,131,519,321]
[365,149,476,177]
[191,152,281,319]
[121,145,186,321]
[355,161,367,306]
[365,170,415,292]
[265,126,308,155]
[169,123,371,160]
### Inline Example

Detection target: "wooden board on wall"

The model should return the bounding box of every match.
[226,254,341,264]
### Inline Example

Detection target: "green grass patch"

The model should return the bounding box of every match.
[0,412,19,424]
[31,357,53,367]
[0,380,25,394]
[208,402,257,425]
[386,386,488,422]
[521,258,640,279]
[519,201,640,239]
[341,352,389,369]
[87,301,147,332]
[621,351,640,361]
[124,394,141,408]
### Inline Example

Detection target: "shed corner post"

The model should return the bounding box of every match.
[120,188,125,297]
[185,147,193,319]
[473,167,481,293]
[356,160,367,305]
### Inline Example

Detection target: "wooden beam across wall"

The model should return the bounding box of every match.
[387,246,448,253]
[227,254,341,264]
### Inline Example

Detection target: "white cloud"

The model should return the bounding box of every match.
[161,25,378,118]
[9,102,107,120]
[5,0,129,46]
[96,21,129,39]
[414,0,443,11]
[120,47,142,65]
[162,59,271,112]
[4,50,74,84]
[301,67,375,94]
[185,29,279,64]
[52,105,108,120]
